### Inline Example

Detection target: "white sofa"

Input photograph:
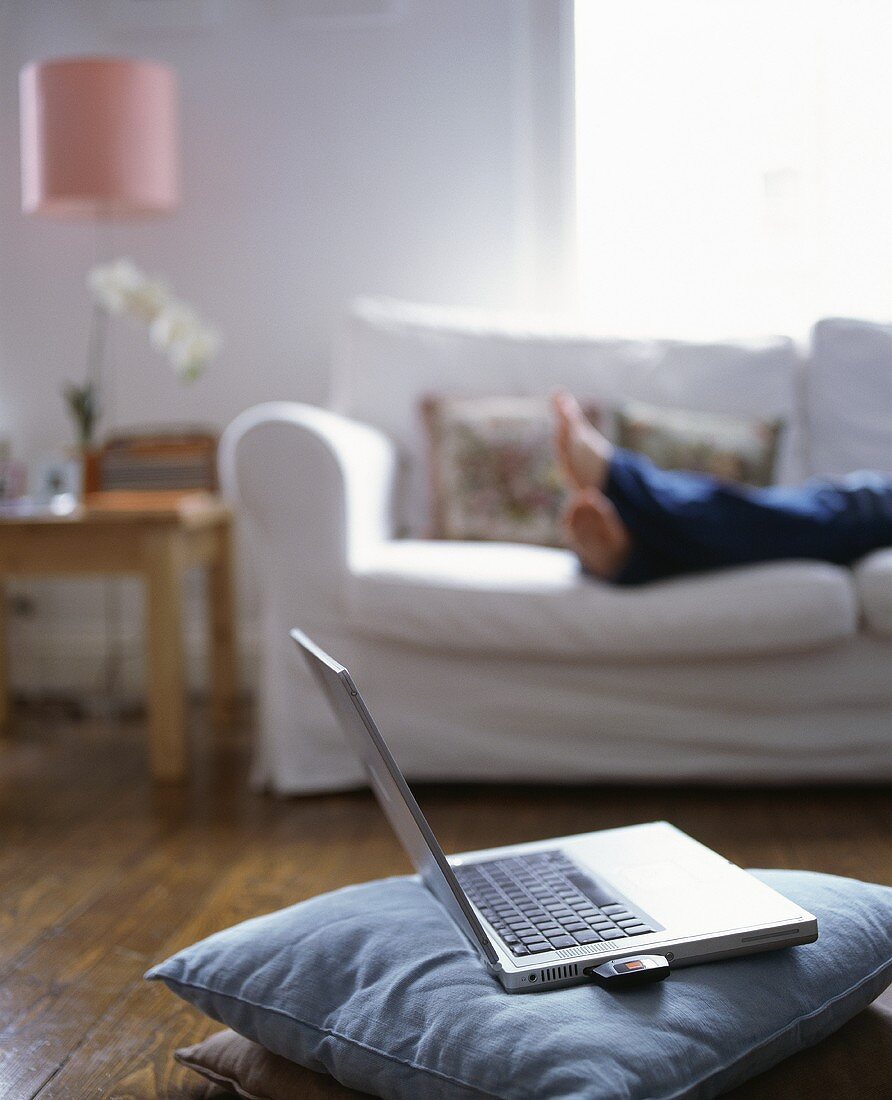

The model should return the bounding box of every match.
[220,301,892,794]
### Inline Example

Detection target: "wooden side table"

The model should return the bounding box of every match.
[0,492,238,781]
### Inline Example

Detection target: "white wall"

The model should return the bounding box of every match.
[0,0,564,698]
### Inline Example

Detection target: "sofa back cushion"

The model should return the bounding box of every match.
[807,318,892,477]
[333,298,803,535]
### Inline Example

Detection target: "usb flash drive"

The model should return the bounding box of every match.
[585,954,671,988]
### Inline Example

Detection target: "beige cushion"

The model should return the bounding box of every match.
[175,1028,365,1098]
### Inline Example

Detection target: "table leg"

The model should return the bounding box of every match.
[143,531,187,782]
[0,580,8,734]
[208,520,238,727]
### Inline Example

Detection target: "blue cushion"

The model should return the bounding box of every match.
[147,869,892,1100]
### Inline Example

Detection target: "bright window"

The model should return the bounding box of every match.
[574,0,892,338]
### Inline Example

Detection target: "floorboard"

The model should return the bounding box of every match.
[0,701,888,1098]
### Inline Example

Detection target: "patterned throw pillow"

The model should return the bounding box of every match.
[421,395,600,546]
[615,400,783,486]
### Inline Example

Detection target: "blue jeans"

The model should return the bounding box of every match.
[602,450,892,586]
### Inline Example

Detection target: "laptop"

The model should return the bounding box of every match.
[293,630,818,993]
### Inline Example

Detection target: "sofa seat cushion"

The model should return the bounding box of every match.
[854,549,892,636]
[346,541,857,660]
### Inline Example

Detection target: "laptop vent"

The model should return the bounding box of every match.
[557,941,613,959]
[540,963,579,984]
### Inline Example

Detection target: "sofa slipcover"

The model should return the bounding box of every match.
[808,318,892,477]
[220,303,892,793]
[854,549,892,636]
[347,542,858,660]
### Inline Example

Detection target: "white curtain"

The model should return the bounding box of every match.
[575,0,892,339]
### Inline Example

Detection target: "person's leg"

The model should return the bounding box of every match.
[562,490,633,579]
[553,390,614,490]
[553,390,892,583]
[605,449,892,576]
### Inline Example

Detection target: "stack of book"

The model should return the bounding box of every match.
[100,428,218,492]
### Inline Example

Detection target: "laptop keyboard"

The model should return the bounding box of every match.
[455,850,655,957]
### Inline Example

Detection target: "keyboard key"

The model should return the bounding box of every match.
[525,940,552,953]
[511,944,530,956]
[547,935,577,949]
[455,856,653,951]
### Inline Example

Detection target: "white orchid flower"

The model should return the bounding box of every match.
[126,278,170,322]
[87,259,220,384]
[168,326,222,382]
[88,259,171,323]
[88,258,145,315]
[149,301,202,353]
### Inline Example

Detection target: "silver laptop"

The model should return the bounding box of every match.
[293,630,818,993]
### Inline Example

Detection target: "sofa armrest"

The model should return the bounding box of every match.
[219,402,398,596]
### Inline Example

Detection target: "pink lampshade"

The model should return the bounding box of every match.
[20,56,180,219]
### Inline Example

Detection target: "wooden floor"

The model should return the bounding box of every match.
[1,701,890,1099]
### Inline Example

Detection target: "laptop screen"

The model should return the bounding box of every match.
[292,629,498,965]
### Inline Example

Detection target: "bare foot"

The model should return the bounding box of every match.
[552,389,614,490]
[563,489,633,580]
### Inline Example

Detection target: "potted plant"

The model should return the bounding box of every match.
[64,259,221,495]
